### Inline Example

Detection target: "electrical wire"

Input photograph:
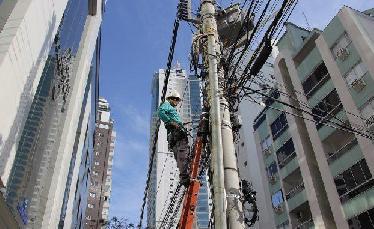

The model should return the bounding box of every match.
[249,70,370,127]
[243,87,374,140]
[137,13,180,229]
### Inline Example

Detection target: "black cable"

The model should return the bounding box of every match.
[228,0,271,80]
[238,0,292,84]
[249,72,369,127]
[137,15,180,229]
[243,87,374,140]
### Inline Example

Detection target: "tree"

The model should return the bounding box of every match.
[104,217,135,229]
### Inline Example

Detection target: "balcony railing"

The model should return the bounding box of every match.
[340,178,374,204]
[316,103,343,129]
[327,138,358,164]
[296,218,314,229]
[285,182,305,200]
[278,151,296,169]
[305,73,330,99]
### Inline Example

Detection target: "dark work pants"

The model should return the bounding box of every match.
[167,127,190,177]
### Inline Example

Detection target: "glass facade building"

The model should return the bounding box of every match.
[147,68,210,228]
[2,0,103,227]
[59,34,101,228]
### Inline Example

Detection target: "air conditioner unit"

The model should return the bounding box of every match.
[268,175,277,184]
[366,115,374,134]
[263,148,271,156]
[351,78,366,92]
[273,205,283,214]
[336,47,349,61]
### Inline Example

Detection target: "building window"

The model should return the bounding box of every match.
[312,90,342,129]
[266,162,278,177]
[332,33,351,60]
[302,63,330,98]
[276,138,296,169]
[270,113,288,140]
[89,192,96,198]
[345,61,368,90]
[87,203,94,208]
[254,114,266,131]
[333,159,373,203]
[276,220,289,229]
[271,190,284,208]
[264,89,280,107]
[361,98,374,127]
[260,135,272,152]
[348,207,374,228]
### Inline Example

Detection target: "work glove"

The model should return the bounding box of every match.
[170,121,180,129]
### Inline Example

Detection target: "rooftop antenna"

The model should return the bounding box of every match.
[175,60,181,69]
[302,11,311,30]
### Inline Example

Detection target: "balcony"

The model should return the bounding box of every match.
[280,156,299,179]
[283,168,307,211]
[286,182,305,200]
[290,202,313,229]
[322,128,364,176]
[278,151,297,169]
[340,178,374,204]
[315,103,343,129]
[295,218,314,229]
[327,138,358,164]
[304,73,331,99]
[318,110,348,141]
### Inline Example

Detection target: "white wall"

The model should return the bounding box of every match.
[238,100,276,229]
[0,0,68,183]
[41,1,103,227]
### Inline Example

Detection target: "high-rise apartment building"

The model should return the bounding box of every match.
[0,0,104,227]
[147,66,210,228]
[85,97,115,228]
[252,6,374,229]
[189,74,210,229]
[59,36,102,229]
[236,52,279,229]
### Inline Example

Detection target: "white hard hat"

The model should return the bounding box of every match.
[166,90,181,100]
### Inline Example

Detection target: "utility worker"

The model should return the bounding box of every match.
[158,90,190,185]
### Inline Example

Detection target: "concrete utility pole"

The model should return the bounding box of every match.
[221,98,245,228]
[200,0,227,228]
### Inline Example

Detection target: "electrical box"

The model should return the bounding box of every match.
[216,4,254,48]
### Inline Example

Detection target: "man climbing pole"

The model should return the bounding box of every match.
[158,90,190,186]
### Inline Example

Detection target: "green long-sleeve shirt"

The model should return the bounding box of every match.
[158,101,183,126]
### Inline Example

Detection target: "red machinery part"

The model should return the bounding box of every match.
[178,136,203,229]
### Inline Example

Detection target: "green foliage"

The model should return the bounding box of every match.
[104,217,135,229]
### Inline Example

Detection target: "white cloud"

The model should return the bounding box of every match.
[109,132,149,223]
[117,104,150,136]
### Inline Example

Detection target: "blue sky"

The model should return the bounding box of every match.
[99,0,373,224]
